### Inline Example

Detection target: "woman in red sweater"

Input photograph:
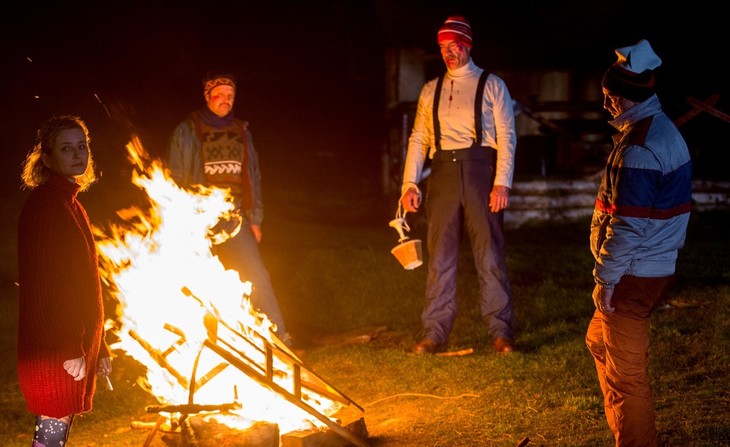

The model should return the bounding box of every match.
[17,115,112,447]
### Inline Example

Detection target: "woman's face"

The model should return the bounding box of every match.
[42,128,89,181]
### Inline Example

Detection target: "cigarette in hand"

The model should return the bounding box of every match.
[104,375,114,391]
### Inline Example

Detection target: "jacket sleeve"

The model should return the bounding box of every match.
[402,79,436,195]
[593,143,659,285]
[167,119,201,188]
[487,75,517,188]
[245,128,264,226]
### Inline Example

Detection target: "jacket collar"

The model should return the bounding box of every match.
[608,94,662,132]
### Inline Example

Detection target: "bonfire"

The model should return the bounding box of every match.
[93,137,367,446]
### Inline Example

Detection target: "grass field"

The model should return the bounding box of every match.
[0,180,728,446]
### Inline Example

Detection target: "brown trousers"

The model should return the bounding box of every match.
[585,274,674,447]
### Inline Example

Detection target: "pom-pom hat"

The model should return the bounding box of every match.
[601,39,662,102]
[437,16,473,49]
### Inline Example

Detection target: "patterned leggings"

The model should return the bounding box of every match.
[33,415,73,447]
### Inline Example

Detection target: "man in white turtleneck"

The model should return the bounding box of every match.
[400,16,517,355]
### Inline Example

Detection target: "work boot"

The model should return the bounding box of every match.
[494,337,514,354]
[412,338,444,354]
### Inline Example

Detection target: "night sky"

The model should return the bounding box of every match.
[2,1,728,222]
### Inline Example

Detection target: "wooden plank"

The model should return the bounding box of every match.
[686,95,730,124]
[312,326,389,347]
[674,93,720,127]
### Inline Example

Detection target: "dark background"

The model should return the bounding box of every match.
[2,1,728,223]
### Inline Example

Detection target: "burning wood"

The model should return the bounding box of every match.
[128,313,369,446]
[95,137,369,447]
[184,418,279,447]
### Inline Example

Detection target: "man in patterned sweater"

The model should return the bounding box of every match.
[167,71,291,346]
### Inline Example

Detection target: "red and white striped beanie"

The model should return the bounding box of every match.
[437,16,472,48]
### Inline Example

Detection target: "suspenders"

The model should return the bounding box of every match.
[432,70,489,151]
[433,75,445,151]
[474,71,488,146]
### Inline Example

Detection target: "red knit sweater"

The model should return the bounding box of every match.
[17,172,110,418]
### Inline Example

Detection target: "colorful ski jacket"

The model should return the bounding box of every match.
[591,94,692,286]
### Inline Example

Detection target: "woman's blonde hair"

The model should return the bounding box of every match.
[21,115,98,191]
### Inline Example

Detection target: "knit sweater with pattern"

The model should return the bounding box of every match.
[17,172,110,418]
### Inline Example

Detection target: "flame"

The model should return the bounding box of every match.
[94,136,343,434]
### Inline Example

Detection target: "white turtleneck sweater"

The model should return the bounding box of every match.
[402,59,516,192]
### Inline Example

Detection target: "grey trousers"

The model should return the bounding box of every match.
[422,146,514,344]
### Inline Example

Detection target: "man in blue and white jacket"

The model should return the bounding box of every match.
[586,39,692,447]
